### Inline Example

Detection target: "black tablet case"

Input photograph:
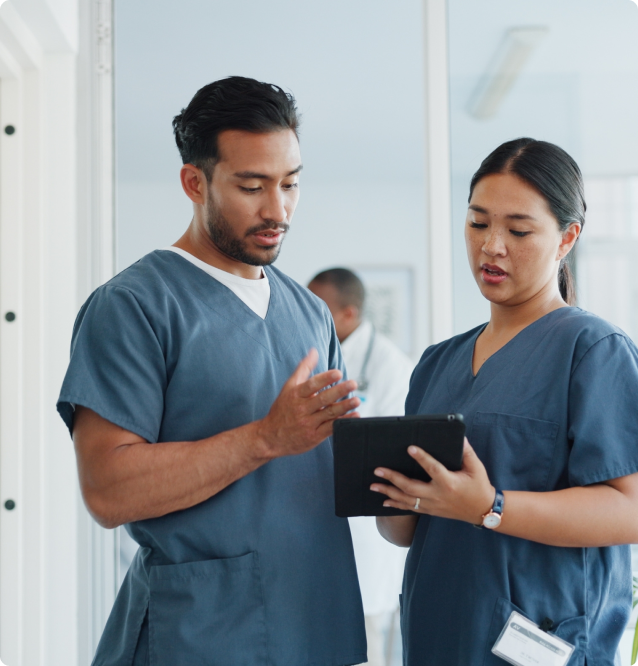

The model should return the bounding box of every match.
[333,414,465,517]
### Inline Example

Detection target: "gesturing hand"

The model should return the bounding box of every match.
[371,439,495,525]
[258,348,360,458]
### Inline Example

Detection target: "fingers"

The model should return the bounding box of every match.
[382,497,424,512]
[286,349,320,389]
[297,367,345,398]
[370,481,416,507]
[372,467,431,499]
[315,410,357,440]
[318,395,361,423]
[408,446,449,481]
[370,480,425,513]
[307,379,357,412]
[336,411,360,420]
[460,438,481,473]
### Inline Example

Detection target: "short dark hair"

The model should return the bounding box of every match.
[469,138,586,306]
[310,268,366,311]
[172,76,300,181]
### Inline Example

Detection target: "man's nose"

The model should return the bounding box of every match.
[261,189,287,223]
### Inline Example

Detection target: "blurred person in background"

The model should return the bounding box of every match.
[309,268,414,666]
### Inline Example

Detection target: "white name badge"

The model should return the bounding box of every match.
[492,612,575,666]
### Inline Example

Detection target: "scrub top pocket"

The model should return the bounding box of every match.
[483,597,586,666]
[471,412,560,492]
[149,551,268,666]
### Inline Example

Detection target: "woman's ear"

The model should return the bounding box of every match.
[557,223,581,261]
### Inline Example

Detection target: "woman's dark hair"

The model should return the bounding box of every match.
[173,76,299,181]
[468,138,586,305]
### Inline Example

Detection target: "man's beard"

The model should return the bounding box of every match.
[205,200,288,267]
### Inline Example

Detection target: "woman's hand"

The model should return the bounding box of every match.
[371,438,496,525]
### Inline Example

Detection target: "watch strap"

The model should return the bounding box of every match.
[492,489,504,516]
[476,488,504,530]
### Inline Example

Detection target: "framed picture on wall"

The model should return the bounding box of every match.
[353,266,414,356]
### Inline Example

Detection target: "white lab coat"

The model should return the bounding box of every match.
[341,320,415,616]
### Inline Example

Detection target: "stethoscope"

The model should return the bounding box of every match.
[356,325,376,393]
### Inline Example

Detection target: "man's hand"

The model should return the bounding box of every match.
[73,349,358,528]
[257,348,360,457]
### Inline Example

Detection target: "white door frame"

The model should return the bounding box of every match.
[0,1,115,664]
[423,0,454,344]
[76,0,117,658]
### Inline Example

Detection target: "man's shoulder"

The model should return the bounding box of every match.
[106,250,176,291]
[89,250,192,308]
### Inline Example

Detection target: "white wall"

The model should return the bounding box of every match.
[114,0,430,358]
[11,0,78,51]
[447,0,638,333]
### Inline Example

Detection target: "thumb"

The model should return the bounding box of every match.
[287,348,319,387]
[461,438,484,474]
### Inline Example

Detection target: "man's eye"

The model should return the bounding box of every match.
[469,222,487,229]
[283,182,299,190]
[510,230,531,237]
[240,187,261,193]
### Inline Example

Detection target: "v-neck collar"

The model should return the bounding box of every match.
[154,250,298,361]
[445,308,575,402]
[470,307,573,379]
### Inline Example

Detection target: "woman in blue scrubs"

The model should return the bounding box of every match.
[375,138,638,665]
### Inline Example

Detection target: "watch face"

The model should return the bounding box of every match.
[483,513,501,529]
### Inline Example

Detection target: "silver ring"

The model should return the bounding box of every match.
[414,498,420,511]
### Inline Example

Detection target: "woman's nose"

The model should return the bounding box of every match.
[482,230,506,257]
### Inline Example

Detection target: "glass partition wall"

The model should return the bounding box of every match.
[447,1,638,661]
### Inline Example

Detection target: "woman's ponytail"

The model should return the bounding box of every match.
[558,259,577,306]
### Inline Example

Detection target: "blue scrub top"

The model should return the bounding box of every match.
[57,251,366,666]
[402,308,638,666]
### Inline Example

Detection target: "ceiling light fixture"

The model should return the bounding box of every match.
[467,26,549,121]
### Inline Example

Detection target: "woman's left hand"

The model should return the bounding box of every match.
[371,438,496,525]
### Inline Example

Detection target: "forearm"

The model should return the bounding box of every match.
[79,420,272,528]
[497,484,638,547]
[376,515,418,547]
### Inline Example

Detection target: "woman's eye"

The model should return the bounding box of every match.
[469,222,487,229]
[510,230,531,237]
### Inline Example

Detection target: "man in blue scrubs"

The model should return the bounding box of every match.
[57,77,367,666]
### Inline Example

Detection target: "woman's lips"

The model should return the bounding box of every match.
[481,263,508,285]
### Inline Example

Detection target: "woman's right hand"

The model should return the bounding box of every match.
[372,439,494,526]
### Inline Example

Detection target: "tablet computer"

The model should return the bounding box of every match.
[333,414,465,517]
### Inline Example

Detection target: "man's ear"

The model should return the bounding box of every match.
[342,304,360,323]
[557,222,581,261]
[180,164,207,204]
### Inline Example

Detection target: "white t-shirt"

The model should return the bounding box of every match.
[164,247,271,319]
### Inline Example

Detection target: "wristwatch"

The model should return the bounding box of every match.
[480,489,504,529]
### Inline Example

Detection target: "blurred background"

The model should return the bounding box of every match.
[115,0,430,359]
[1,1,638,664]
